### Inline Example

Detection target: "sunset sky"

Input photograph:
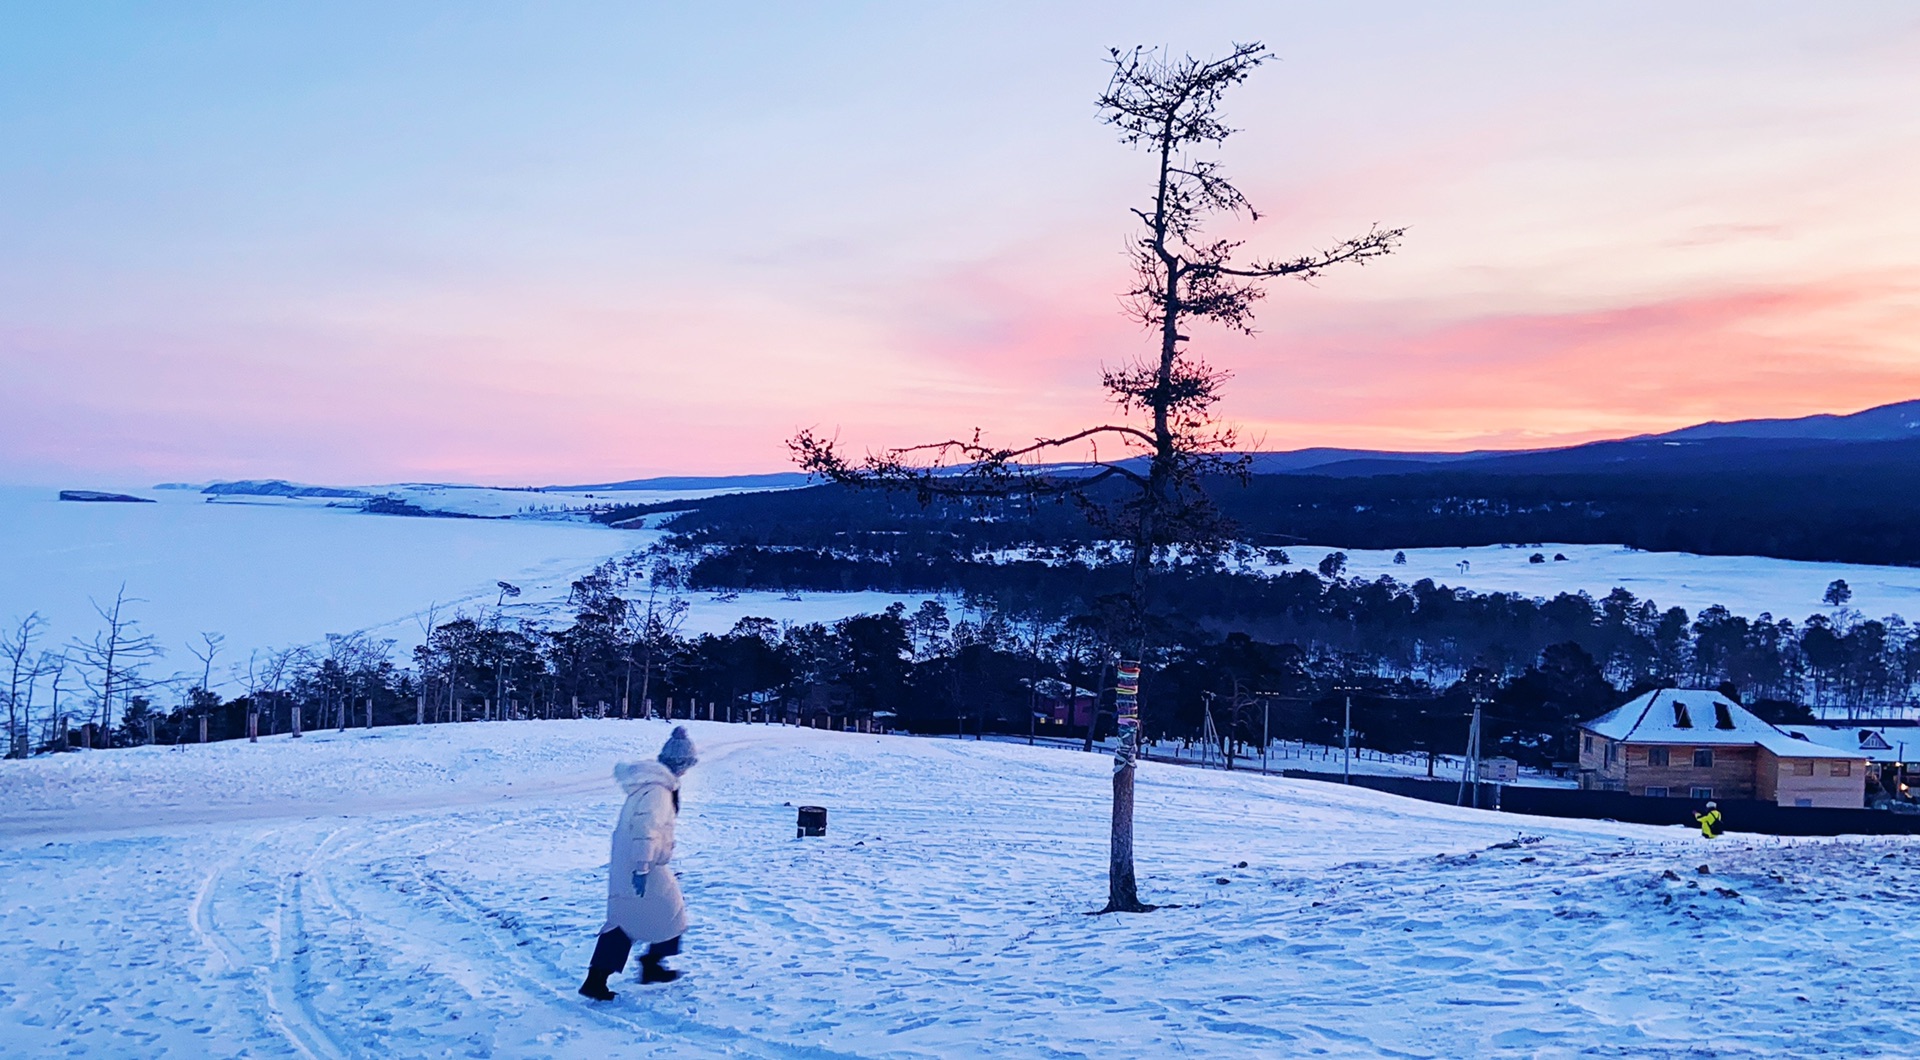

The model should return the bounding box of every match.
[4,2,1918,485]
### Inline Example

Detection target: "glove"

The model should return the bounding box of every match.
[631,871,648,897]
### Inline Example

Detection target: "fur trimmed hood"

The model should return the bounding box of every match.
[613,758,679,796]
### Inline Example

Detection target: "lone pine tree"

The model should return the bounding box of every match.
[792,42,1402,913]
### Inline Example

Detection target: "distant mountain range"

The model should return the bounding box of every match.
[549,398,1920,489]
[583,398,1920,567]
[163,398,1920,499]
[545,472,812,492]
[1236,398,1920,478]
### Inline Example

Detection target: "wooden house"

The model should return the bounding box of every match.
[1578,689,1867,808]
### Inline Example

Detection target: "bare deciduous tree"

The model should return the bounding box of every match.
[187,631,226,695]
[791,42,1402,912]
[4,613,49,758]
[71,586,163,746]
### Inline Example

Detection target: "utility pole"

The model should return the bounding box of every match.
[1343,690,1352,784]
[1331,677,1363,785]
[1457,690,1487,808]
[1261,695,1272,774]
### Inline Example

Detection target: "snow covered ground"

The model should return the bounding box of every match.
[3,721,1915,1057]
[1265,542,1920,622]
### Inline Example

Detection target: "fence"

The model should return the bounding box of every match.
[1280,769,1920,838]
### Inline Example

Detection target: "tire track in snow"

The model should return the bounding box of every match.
[393,826,866,1060]
[296,815,709,1057]
[188,828,337,1058]
[271,826,352,1060]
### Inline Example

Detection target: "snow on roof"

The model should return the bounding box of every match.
[1778,725,1909,764]
[1582,689,1863,760]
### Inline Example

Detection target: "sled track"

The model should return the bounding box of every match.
[185,825,349,1059]
[400,840,865,1060]
[275,827,354,1060]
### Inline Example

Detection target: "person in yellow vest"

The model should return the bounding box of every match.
[1694,801,1723,839]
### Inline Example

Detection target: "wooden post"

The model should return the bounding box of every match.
[665,696,673,720]
[366,698,374,729]
[248,709,259,743]
[199,715,209,743]
[291,703,303,738]
[416,694,425,725]
[621,696,629,719]
[456,699,463,724]
[146,716,157,745]
[571,695,580,719]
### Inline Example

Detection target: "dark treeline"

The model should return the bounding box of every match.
[20,544,1918,764]
[598,438,1920,565]
[683,546,1920,719]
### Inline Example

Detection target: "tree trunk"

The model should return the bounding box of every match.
[1108,764,1141,911]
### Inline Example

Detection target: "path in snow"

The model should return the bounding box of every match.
[3,721,1916,1057]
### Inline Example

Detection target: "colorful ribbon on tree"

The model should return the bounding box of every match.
[1113,658,1141,771]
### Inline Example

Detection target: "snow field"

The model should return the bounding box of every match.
[3,722,1916,1057]
[1268,542,1920,622]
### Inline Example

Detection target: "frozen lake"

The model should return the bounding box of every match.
[7,480,1920,697]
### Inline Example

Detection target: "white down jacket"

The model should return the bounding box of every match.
[601,760,687,944]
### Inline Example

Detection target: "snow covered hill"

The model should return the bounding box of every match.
[3,721,1914,1057]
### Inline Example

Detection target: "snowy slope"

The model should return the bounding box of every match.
[3,721,1914,1057]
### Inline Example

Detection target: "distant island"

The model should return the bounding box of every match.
[59,490,155,503]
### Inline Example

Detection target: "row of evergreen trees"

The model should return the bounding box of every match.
[684,545,1920,716]
[13,545,1913,760]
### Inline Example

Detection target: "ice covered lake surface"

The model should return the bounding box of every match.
[4,722,1915,1057]
[0,485,650,682]
[8,479,1920,693]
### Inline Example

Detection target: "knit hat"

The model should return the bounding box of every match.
[657,726,698,776]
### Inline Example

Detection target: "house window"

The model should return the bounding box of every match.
[1829,761,1852,777]
[1673,702,1693,728]
[1605,743,1616,767]
[1691,787,1713,800]
[1647,747,1669,767]
[1584,734,1593,753]
[1644,786,1669,798]
[1792,760,1814,776]
[1713,702,1735,730]
[1692,748,1714,768]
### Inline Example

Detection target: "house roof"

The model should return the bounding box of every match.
[1581,689,1863,760]
[1778,725,1909,764]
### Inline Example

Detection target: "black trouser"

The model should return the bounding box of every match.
[589,928,681,974]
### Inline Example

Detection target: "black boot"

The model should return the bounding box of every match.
[578,969,617,1001]
[639,961,680,984]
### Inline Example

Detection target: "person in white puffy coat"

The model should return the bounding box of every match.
[579,726,697,1000]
